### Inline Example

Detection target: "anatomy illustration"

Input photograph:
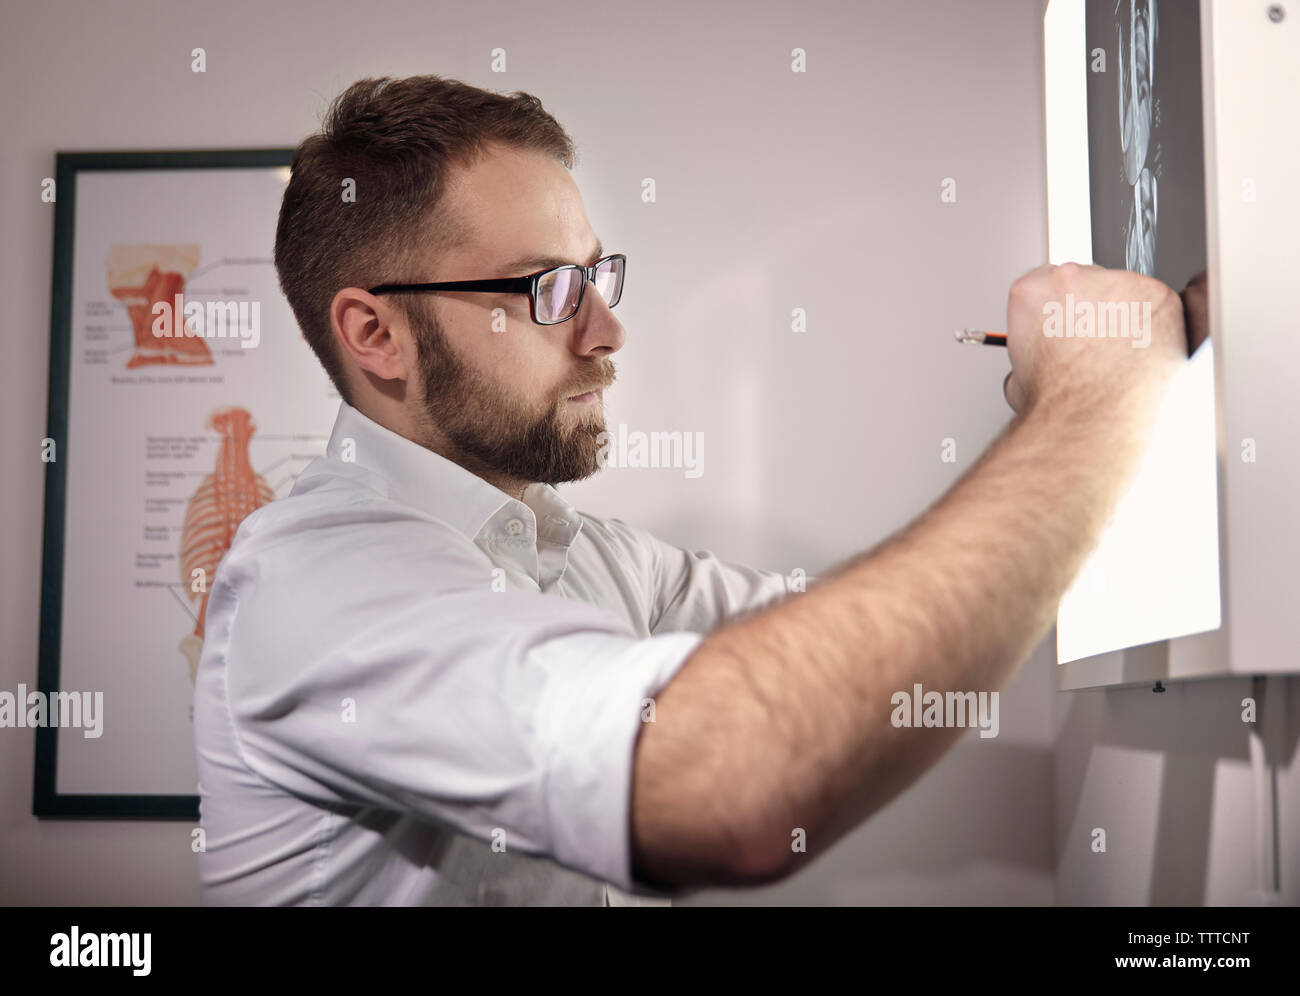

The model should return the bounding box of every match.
[178,407,276,682]
[107,244,214,368]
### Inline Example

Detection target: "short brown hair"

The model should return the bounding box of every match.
[274,75,578,405]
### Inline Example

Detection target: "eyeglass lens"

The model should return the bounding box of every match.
[536,257,623,323]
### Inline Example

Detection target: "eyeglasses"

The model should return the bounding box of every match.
[368,253,626,326]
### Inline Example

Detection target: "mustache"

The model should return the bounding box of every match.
[565,363,617,397]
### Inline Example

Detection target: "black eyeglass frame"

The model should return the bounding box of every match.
[368,253,626,326]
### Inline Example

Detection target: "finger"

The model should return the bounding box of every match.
[1003,370,1027,413]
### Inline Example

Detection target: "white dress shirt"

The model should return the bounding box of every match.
[194,400,791,905]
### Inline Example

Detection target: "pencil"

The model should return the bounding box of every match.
[954,329,1008,347]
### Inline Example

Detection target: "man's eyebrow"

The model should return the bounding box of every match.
[501,240,604,274]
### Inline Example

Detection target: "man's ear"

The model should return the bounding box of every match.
[331,287,415,383]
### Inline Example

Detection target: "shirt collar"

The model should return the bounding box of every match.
[324,401,582,547]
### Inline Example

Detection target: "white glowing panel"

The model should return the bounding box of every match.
[1057,339,1221,663]
[1046,0,1223,670]
[1044,0,1093,265]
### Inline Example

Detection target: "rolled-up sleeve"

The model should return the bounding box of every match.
[526,628,704,892]
[218,508,704,894]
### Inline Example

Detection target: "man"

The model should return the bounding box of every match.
[194,75,1195,905]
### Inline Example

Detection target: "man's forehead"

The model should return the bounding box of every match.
[493,237,606,275]
[449,223,604,276]
[441,146,600,274]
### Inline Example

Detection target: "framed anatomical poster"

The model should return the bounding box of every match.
[35,150,341,817]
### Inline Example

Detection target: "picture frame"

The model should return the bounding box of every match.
[34,148,339,818]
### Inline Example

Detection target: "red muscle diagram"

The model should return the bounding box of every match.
[178,407,277,682]
[107,244,214,368]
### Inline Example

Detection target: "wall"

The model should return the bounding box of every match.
[1052,675,1298,905]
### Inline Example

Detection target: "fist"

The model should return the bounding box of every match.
[1001,262,1187,416]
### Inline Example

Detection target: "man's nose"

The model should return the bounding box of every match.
[570,286,626,356]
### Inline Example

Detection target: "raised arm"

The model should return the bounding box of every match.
[629,263,1190,888]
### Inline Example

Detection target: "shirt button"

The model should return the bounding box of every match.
[506,517,525,536]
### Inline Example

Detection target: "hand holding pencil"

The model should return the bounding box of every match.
[960,263,1188,416]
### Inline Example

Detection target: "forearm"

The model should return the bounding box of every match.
[631,390,1168,888]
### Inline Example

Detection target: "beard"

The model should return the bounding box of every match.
[409,300,614,486]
